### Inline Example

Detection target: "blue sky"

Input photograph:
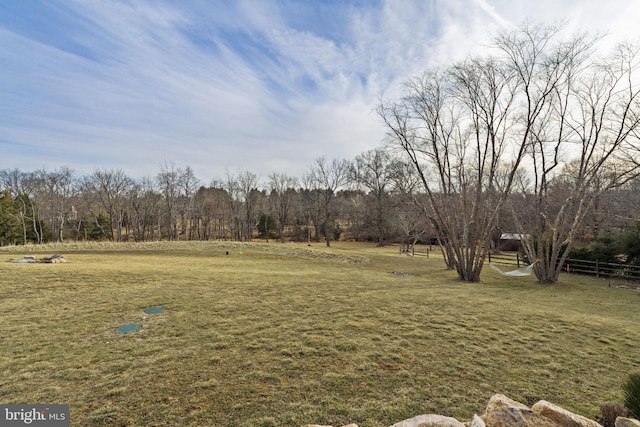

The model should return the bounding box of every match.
[1,0,638,183]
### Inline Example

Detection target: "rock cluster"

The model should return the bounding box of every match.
[8,254,66,263]
[306,394,640,427]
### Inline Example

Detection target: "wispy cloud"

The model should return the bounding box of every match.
[0,0,636,182]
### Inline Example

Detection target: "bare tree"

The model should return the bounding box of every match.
[221,172,242,241]
[157,162,181,240]
[352,149,398,246]
[307,157,349,247]
[237,170,260,241]
[156,163,198,241]
[7,167,77,243]
[340,189,365,241]
[36,167,75,243]
[0,169,44,244]
[82,169,132,241]
[379,60,517,280]
[127,177,160,242]
[509,39,640,282]
[378,22,609,282]
[268,173,298,243]
[177,166,199,240]
[299,174,319,244]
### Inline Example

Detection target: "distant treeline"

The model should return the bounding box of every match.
[1,155,638,248]
[0,157,431,246]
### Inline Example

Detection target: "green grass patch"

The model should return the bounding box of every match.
[1,241,639,426]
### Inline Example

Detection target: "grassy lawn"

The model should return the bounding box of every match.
[0,241,638,426]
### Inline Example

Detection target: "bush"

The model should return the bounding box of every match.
[599,401,629,427]
[623,372,640,417]
[257,214,278,240]
[567,231,621,265]
[621,221,640,265]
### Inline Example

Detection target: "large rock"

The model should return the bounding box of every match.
[389,414,466,427]
[531,400,602,427]
[482,394,562,427]
[484,395,530,412]
[616,418,640,427]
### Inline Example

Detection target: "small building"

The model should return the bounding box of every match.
[499,233,529,251]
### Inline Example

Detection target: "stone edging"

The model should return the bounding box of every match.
[306,394,640,427]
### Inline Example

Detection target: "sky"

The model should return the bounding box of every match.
[1,0,639,184]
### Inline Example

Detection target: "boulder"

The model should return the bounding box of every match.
[470,414,486,427]
[531,400,602,427]
[484,395,530,412]
[389,414,466,427]
[616,418,640,427]
[482,394,562,427]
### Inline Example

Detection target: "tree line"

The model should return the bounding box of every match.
[2,22,639,284]
[1,154,638,252]
[0,156,432,248]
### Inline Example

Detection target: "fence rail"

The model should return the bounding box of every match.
[487,252,524,267]
[399,244,430,257]
[563,258,640,282]
[409,250,640,285]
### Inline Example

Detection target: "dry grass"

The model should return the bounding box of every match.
[0,241,638,426]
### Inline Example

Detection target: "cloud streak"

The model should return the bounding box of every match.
[1,0,637,182]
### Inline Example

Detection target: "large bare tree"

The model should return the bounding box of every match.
[379,61,517,281]
[506,39,640,282]
[378,22,622,282]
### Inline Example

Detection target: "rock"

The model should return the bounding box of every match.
[616,418,640,427]
[49,254,66,263]
[531,400,602,427]
[485,394,531,412]
[304,424,358,427]
[40,254,66,263]
[482,394,562,427]
[389,414,466,427]
[470,414,486,427]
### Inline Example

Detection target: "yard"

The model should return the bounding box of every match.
[0,241,638,426]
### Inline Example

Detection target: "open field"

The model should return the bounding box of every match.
[1,241,639,426]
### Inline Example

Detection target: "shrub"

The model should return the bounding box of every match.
[568,231,621,264]
[623,372,640,417]
[599,401,629,427]
[621,220,640,265]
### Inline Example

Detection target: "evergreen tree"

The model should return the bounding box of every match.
[0,190,21,245]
